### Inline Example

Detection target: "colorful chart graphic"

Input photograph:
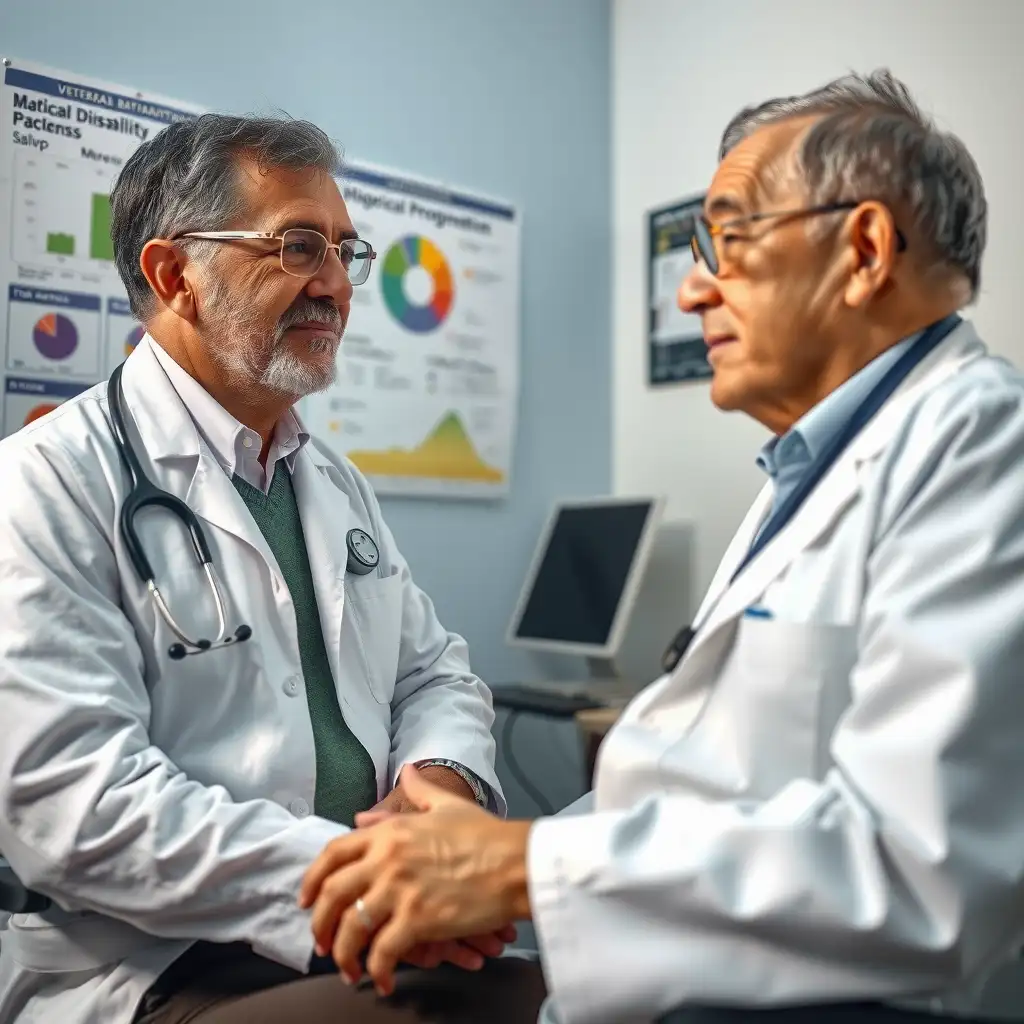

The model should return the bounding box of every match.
[125,324,145,356]
[23,403,58,426]
[12,152,119,269]
[381,236,454,333]
[347,412,503,483]
[33,313,79,361]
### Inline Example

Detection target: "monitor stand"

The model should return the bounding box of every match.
[516,656,640,706]
[497,655,642,710]
[581,656,640,705]
[585,655,618,682]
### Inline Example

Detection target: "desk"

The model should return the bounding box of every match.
[574,706,622,788]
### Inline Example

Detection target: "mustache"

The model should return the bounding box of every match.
[278,298,342,333]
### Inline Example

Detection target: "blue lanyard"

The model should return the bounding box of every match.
[731,314,962,583]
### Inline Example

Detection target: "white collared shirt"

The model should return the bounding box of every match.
[151,342,309,494]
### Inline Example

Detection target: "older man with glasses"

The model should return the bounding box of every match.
[0,113,540,1024]
[300,70,1024,1024]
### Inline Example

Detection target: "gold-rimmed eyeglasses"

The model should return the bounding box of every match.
[177,228,377,284]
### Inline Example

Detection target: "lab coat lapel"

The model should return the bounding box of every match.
[681,321,986,668]
[117,336,280,572]
[692,484,773,626]
[290,442,354,681]
[693,459,861,648]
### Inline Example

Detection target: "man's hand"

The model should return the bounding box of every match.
[364,763,474,818]
[300,765,532,996]
[355,763,507,974]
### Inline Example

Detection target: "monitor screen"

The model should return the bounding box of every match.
[512,500,656,649]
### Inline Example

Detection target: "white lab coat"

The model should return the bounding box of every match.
[0,337,503,1024]
[530,320,1024,1024]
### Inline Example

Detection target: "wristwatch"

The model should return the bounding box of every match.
[415,758,489,808]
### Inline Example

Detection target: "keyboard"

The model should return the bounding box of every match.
[492,684,605,717]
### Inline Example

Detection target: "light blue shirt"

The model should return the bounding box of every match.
[756,334,921,528]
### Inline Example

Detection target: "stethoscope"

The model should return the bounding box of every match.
[106,362,381,661]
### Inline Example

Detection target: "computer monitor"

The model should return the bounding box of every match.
[506,495,666,669]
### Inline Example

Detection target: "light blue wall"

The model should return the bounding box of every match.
[0,0,612,691]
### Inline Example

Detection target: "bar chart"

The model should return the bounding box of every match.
[11,151,120,271]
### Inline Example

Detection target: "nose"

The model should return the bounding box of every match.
[677,260,720,315]
[306,246,353,306]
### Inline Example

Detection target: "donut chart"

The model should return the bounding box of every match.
[381,235,453,333]
[33,313,79,361]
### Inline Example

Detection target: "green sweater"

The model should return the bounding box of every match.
[233,468,377,826]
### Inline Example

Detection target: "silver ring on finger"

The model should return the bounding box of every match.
[354,897,373,932]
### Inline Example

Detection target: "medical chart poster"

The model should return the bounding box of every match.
[302,161,521,499]
[0,56,202,438]
[647,193,711,386]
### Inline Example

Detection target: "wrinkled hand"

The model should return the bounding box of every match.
[300,764,532,996]
[358,764,506,972]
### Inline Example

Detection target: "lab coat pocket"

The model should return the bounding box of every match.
[343,570,403,705]
[667,616,857,799]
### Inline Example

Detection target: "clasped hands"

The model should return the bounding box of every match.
[299,763,532,996]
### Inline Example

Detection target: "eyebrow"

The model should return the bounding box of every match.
[273,219,359,242]
[705,194,748,222]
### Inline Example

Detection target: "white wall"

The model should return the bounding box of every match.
[613,0,1024,605]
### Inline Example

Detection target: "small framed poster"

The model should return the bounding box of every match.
[647,193,711,386]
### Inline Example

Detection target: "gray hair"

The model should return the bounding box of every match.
[720,69,987,299]
[110,113,340,317]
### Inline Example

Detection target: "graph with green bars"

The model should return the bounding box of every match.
[42,194,113,261]
[13,153,118,267]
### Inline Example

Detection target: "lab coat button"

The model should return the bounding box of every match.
[283,675,301,697]
[289,798,309,817]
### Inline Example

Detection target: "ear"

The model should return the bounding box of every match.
[842,201,900,308]
[139,239,199,323]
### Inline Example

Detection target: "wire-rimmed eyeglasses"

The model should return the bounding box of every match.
[690,201,907,276]
[177,229,377,284]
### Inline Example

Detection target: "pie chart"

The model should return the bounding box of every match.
[24,402,59,426]
[125,324,145,356]
[33,313,78,361]
[381,235,454,333]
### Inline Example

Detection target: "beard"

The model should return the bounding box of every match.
[199,274,343,398]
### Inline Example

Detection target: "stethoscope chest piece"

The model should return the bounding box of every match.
[346,528,380,576]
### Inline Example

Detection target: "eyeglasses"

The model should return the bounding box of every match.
[690,201,907,276]
[177,229,377,284]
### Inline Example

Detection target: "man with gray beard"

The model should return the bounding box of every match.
[0,114,541,1024]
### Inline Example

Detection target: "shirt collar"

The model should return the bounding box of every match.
[151,341,310,477]
[756,331,922,479]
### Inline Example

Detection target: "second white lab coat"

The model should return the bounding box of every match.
[530,320,1024,1024]
[0,337,503,1024]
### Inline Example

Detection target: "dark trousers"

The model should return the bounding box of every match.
[132,941,547,1023]
[133,941,996,1024]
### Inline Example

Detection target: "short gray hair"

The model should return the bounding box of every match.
[720,69,987,299]
[110,113,340,317]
